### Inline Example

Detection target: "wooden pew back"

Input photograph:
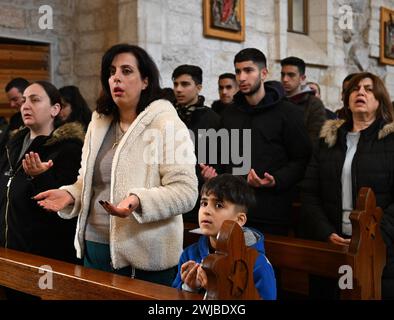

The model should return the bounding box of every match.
[264,187,385,299]
[202,220,261,300]
[196,187,385,300]
[0,248,201,300]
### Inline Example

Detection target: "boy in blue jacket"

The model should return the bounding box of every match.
[172,174,277,299]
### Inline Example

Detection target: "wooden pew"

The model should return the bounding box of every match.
[264,187,386,299]
[183,187,386,300]
[0,188,385,300]
[202,220,261,300]
[0,248,201,300]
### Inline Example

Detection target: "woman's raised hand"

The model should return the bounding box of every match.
[22,152,53,177]
[34,189,75,212]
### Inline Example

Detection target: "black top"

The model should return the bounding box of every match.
[220,81,312,228]
[0,122,84,263]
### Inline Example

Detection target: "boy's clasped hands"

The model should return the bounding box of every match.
[181,260,208,291]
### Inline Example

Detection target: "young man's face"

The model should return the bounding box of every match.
[198,193,245,244]
[218,78,238,104]
[173,74,201,107]
[280,65,305,96]
[235,60,267,96]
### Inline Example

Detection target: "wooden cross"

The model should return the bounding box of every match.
[202,220,261,300]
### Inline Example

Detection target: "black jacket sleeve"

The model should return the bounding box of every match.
[300,144,336,241]
[29,141,82,193]
[273,107,312,191]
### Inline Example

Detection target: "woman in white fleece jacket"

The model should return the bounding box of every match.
[34,44,198,286]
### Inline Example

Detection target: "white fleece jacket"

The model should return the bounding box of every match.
[59,99,198,270]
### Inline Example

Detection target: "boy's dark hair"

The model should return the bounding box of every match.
[201,174,255,213]
[218,73,236,81]
[234,48,267,69]
[5,77,29,93]
[172,64,203,85]
[280,56,306,75]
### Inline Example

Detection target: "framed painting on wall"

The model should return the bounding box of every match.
[380,7,394,65]
[203,0,245,42]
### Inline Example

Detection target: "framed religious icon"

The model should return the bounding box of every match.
[380,7,394,65]
[203,0,245,42]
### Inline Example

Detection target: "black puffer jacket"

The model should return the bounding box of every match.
[220,81,312,227]
[300,118,394,299]
[0,122,84,263]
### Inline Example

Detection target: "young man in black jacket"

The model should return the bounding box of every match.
[172,64,220,223]
[211,73,238,116]
[218,48,312,235]
[280,56,327,143]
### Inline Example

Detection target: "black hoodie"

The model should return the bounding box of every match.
[220,81,312,229]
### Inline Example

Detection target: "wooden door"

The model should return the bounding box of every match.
[0,41,50,121]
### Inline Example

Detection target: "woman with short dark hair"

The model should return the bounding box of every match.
[301,72,394,299]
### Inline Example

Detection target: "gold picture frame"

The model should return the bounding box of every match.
[380,7,394,66]
[203,0,245,42]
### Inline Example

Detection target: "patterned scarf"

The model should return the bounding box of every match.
[175,96,206,125]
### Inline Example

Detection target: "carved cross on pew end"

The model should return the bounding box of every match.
[202,220,261,300]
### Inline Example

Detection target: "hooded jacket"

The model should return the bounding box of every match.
[172,227,277,300]
[300,118,394,298]
[287,86,327,142]
[211,99,234,116]
[220,81,312,227]
[0,122,84,263]
[59,99,198,270]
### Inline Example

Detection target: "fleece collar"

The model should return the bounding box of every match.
[45,122,85,146]
[320,119,394,147]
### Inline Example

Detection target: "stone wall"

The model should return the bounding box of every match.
[137,0,277,106]
[0,0,135,109]
[0,0,75,87]
[137,0,394,110]
[2,0,394,111]
[73,0,120,108]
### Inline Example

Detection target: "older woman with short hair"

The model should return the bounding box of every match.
[301,72,394,299]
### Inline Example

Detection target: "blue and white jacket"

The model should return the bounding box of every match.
[172,227,277,300]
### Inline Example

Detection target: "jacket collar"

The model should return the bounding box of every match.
[233,81,285,113]
[45,122,85,146]
[9,121,85,148]
[320,118,394,148]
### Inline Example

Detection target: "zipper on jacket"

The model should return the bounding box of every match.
[4,177,13,248]
[4,146,22,248]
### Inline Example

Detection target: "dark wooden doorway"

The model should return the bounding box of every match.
[0,38,50,121]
